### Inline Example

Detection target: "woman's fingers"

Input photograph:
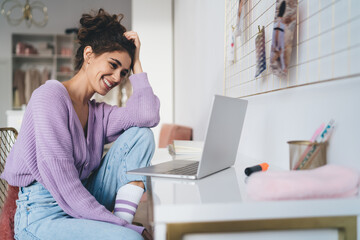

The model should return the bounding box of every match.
[123,31,141,48]
[123,31,141,67]
[124,31,137,36]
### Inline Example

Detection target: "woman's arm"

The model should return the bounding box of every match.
[102,31,160,143]
[123,31,142,74]
[102,72,160,143]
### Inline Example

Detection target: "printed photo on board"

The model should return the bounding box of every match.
[270,0,297,78]
[234,0,244,37]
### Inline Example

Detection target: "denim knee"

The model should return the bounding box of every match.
[126,230,144,240]
[134,127,155,149]
[122,127,155,153]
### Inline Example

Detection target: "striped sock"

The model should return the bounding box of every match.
[114,184,144,223]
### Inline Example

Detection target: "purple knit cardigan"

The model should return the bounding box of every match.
[1,72,160,234]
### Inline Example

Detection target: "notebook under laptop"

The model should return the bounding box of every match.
[127,95,248,179]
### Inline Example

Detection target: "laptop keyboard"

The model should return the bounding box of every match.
[164,162,199,175]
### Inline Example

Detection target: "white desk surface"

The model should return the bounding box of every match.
[149,149,360,224]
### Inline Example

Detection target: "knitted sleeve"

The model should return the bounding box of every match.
[29,83,144,234]
[102,72,160,143]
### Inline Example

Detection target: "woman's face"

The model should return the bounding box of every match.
[85,48,131,96]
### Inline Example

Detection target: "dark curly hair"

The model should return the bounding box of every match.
[74,9,136,71]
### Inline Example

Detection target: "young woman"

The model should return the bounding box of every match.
[1,9,159,240]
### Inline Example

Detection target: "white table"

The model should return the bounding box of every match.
[146,149,360,240]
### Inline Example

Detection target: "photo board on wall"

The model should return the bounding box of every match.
[224,0,360,98]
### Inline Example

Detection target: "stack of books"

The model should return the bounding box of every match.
[167,140,204,160]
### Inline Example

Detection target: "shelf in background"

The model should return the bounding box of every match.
[56,55,73,59]
[13,54,74,60]
[56,72,74,77]
[11,33,77,109]
[13,54,53,59]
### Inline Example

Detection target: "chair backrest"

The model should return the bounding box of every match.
[158,123,193,148]
[0,128,18,210]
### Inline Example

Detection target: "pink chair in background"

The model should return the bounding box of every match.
[158,124,193,148]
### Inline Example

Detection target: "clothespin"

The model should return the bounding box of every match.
[258,25,265,34]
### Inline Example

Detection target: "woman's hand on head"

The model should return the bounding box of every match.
[123,31,143,74]
[123,31,141,58]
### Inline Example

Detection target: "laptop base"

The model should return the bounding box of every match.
[127,160,199,179]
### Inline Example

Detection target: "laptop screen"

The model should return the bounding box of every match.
[197,95,248,178]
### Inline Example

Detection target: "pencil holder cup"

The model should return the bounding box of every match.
[287,141,327,170]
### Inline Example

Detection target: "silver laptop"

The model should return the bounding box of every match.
[127,95,248,179]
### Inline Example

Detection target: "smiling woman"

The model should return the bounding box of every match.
[83,49,131,95]
[0,8,159,240]
[74,9,135,72]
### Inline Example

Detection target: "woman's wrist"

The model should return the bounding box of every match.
[132,60,143,74]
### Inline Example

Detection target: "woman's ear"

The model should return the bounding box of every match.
[83,46,94,65]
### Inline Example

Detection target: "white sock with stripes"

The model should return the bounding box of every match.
[114,184,144,223]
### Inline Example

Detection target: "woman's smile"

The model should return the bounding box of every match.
[102,77,115,91]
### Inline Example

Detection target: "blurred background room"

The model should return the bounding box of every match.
[1,0,360,239]
[1,0,360,172]
[0,0,224,149]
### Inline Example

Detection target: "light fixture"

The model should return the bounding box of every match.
[0,0,48,27]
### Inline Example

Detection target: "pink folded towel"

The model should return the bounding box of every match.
[246,164,360,201]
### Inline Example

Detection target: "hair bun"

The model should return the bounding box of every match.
[77,9,126,45]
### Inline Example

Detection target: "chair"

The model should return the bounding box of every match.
[0,128,19,240]
[158,123,193,148]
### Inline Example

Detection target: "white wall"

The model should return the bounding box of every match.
[0,0,132,127]
[239,77,360,170]
[131,0,173,146]
[173,0,360,171]
[174,0,225,140]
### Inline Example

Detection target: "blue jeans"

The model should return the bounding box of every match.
[14,127,154,240]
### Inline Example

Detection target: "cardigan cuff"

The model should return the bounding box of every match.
[129,72,151,91]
